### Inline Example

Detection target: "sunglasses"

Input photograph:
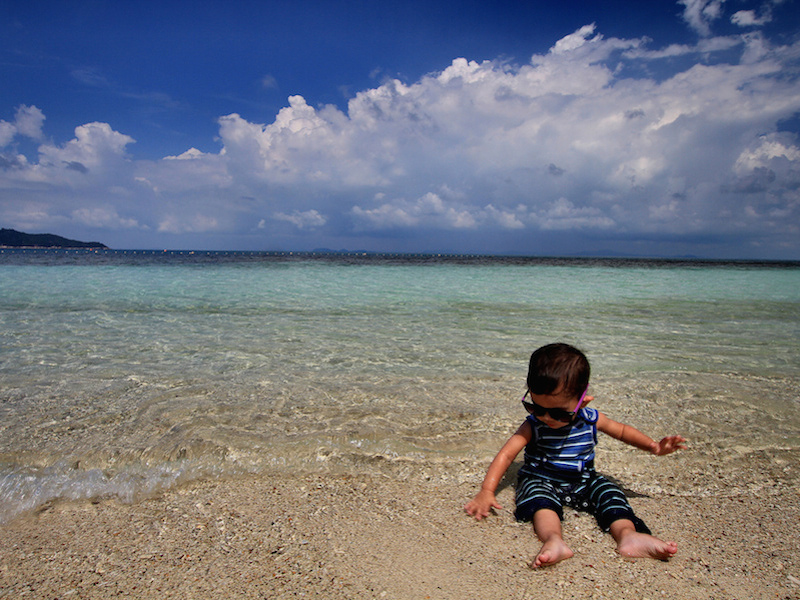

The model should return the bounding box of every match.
[522,388,588,423]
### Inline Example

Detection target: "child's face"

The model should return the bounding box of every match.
[524,386,584,429]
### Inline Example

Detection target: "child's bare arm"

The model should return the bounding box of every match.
[597,413,686,456]
[650,434,687,455]
[464,421,531,520]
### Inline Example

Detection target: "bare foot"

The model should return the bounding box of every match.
[532,538,574,568]
[616,531,678,560]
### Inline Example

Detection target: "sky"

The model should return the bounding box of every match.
[2,0,800,258]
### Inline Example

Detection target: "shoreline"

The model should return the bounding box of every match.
[2,467,798,599]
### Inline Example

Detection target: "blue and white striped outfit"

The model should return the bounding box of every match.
[514,407,650,533]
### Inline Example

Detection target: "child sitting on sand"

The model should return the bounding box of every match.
[465,343,686,567]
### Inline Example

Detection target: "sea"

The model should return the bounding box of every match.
[1,249,799,524]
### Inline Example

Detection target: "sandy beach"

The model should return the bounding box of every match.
[2,448,799,600]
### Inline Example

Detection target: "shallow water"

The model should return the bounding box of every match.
[1,250,799,522]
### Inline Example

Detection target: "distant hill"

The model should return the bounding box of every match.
[0,228,108,249]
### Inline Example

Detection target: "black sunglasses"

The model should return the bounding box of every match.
[521,388,588,423]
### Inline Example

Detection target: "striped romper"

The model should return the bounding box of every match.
[514,407,650,533]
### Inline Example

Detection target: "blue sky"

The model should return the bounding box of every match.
[2,0,800,258]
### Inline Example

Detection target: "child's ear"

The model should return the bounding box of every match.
[582,395,594,406]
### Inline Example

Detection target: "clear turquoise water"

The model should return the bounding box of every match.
[1,250,799,522]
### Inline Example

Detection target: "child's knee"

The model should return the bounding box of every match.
[515,498,563,522]
[599,510,651,535]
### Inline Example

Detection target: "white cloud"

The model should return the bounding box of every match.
[680,0,785,36]
[551,24,600,54]
[13,105,46,140]
[163,147,207,160]
[157,214,220,234]
[1,18,800,257]
[37,122,134,174]
[485,204,526,229]
[274,209,327,229]
[536,198,616,230]
[732,10,765,26]
[351,193,479,230]
[216,97,382,187]
[679,0,727,36]
[734,135,800,173]
[71,207,141,229]
[0,121,16,148]
[731,0,785,27]
[0,104,45,146]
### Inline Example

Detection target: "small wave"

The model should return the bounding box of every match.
[0,459,228,525]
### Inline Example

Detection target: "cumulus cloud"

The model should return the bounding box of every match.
[535,198,616,231]
[12,105,46,140]
[71,207,140,229]
[732,9,767,26]
[157,214,220,234]
[679,0,727,36]
[37,122,134,175]
[734,135,800,173]
[0,104,45,146]
[164,147,207,160]
[731,0,785,27]
[352,193,480,230]
[680,0,785,35]
[1,12,800,257]
[274,209,327,229]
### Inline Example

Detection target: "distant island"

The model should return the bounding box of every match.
[0,228,108,249]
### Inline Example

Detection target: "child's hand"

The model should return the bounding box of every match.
[464,489,502,520]
[652,435,687,456]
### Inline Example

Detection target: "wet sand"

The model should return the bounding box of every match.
[2,455,799,600]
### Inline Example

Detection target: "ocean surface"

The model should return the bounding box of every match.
[1,249,799,523]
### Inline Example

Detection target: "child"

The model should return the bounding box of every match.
[464,343,686,568]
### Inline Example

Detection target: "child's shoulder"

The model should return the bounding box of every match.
[580,406,600,424]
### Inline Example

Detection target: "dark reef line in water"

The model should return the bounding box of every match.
[2,247,799,269]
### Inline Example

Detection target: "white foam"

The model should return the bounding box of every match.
[0,460,221,524]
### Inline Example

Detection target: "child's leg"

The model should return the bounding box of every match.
[586,472,678,560]
[609,518,678,560]
[531,508,574,568]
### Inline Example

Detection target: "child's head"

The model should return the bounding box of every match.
[527,343,590,400]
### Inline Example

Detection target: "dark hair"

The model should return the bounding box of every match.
[526,343,590,399]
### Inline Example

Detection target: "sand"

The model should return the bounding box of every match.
[2,461,799,600]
